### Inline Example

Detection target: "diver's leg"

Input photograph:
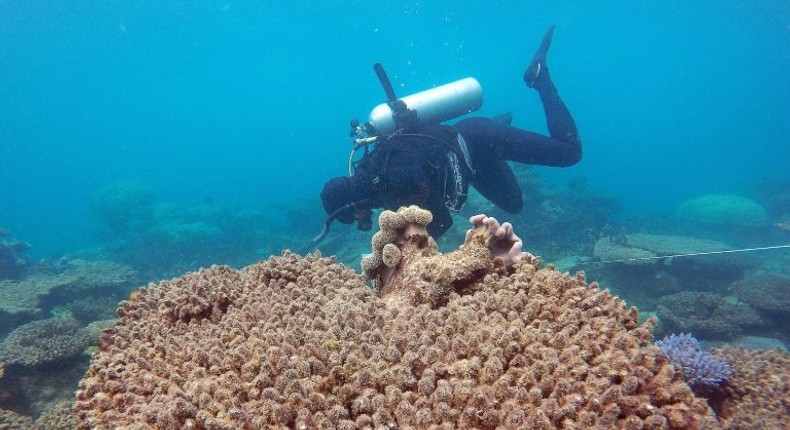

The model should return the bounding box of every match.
[456,116,579,167]
[527,64,581,154]
[469,156,524,213]
[452,129,524,213]
[522,25,581,159]
[457,27,581,168]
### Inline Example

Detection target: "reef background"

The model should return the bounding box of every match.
[1,1,789,428]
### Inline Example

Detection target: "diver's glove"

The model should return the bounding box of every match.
[393,105,423,134]
[524,25,556,89]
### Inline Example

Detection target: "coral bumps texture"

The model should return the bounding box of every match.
[75,208,718,429]
[710,348,790,430]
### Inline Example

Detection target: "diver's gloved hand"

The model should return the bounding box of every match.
[524,25,556,89]
[320,176,372,224]
[394,107,423,134]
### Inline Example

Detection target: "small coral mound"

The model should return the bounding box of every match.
[0,259,137,328]
[676,194,769,227]
[709,347,790,430]
[0,229,30,280]
[654,333,733,394]
[656,291,763,340]
[728,277,790,343]
[75,209,719,430]
[593,234,730,266]
[0,408,35,429]
[0,316,92,367]
[93,181,159,235]
[33,400,79,430]
[593,237,657,266]
[729,276,790,319]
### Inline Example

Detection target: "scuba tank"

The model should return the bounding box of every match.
[352,63,484,138]
[364,77,483,136]
[349,63,483,174]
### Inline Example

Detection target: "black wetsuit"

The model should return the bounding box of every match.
[320,74,581,238]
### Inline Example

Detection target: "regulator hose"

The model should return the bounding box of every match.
[312,198,377,244]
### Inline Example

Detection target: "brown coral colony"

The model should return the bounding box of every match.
[75,206,720,429]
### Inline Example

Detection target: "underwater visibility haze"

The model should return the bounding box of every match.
[1,1,789,428]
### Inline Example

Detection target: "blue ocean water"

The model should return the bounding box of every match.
[1,0,788,257]
[2,2,790,424]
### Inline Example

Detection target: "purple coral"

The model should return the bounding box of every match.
[655,333,734,393]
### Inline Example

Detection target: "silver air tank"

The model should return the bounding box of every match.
[366,77,483,135]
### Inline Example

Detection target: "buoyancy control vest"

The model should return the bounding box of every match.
[348,63,482,212]
[356,124,473,212]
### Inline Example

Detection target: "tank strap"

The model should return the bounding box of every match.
[444,150,468,211]
[454,131,475,174]
[442,126,471,211]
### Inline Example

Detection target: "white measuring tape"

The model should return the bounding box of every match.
[592,244,790,265]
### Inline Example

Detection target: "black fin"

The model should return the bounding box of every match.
[533,25,555,63]
[524,25,556,87]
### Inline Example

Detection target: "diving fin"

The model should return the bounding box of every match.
[524,25,556,88]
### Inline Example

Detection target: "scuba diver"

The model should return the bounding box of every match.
[317,26,581,241]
